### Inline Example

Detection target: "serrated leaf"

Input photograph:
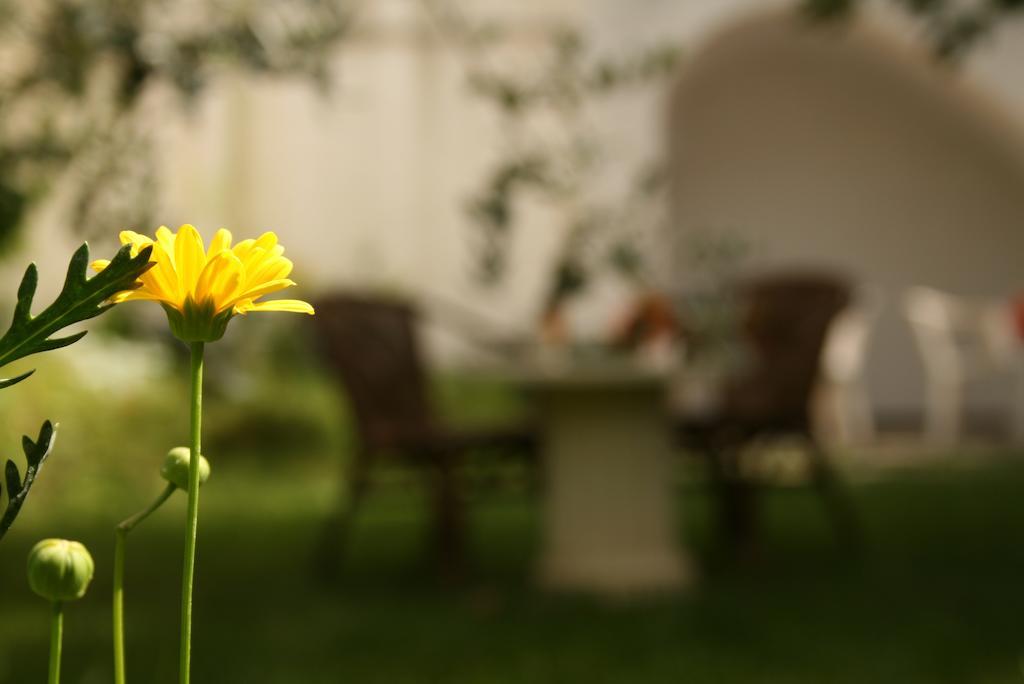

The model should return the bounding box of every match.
[0,420,57,541]
[23,420,54,467]
[0,369,34,389]
[31,331,88,354]
[0,243,153,384]
[4,461,20,499]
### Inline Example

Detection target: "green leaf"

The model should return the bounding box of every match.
[0,420,56,541]
[4,460,21,499]
[0,369,34,388]
[0,242,153,387]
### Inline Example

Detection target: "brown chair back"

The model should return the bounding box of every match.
[725,272,851,427]
[312,294,436,450]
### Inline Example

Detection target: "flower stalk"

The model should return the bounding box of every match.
[48,601,63,684]
[179,341,204,684]
[113,483,176,684]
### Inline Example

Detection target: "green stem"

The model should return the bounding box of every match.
[119,484,177,535]
[113,529,127,684]
[114,484,176,684]
[179,341,204,684]
[48,601,63,684]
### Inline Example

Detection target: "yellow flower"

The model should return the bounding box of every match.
[92,224,314,342]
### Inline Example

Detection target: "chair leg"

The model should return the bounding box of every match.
[707,443,759,561]
[314,452,371,581]
[804,435,862,552]
[429,452,466,580]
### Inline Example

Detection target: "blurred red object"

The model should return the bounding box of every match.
[1014,295,1024,340]
[610,291,678,351]
[540,305,568,348]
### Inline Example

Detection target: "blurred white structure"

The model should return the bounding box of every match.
[820,287,881,446]
[904,286,1024,445]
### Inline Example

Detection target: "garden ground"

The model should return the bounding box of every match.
[1,451,1022,683]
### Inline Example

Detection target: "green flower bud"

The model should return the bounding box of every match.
[160,447,211,491]
[27,539,94,602]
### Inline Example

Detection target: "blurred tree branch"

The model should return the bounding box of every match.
[421,0,680,312]
[438,0,1022,316]
[0,0,354,253]
[804,0,1024,59]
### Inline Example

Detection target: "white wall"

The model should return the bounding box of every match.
[158,0,585,340]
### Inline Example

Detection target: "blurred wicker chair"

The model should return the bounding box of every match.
[676,272,861,557]
[312,293,538,576]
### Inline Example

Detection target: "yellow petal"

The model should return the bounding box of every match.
[194,251,243,312]
[141,242,182,305]
[208,228,233,257]
[119,230,154,257]
[231,238,256,260]
[236,247,265,279]
[231,233,277,264]
[155,226,177,266]
[241,298,315,315]
[247,256,294,285]
[254,232,278,252]
[174,224,206,297]
[114,290,167,304]
[235,278,295,302]
[119,230,151,246]
[91,259,111,273]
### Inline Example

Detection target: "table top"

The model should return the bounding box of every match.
[464,351,676,390]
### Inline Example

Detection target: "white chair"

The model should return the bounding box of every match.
[903,286,1023,446]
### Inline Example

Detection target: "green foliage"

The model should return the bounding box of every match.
[0,421,55,541]
[425,2,680,306]
[804,0,1024,58]
[0,182,28,254]
[0,243,153,388]
[0,242,153,540]
[803,0,856,19]
[0,0,354,253]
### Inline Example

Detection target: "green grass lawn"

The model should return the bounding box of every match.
[1,457,1023,683]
